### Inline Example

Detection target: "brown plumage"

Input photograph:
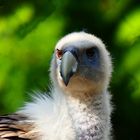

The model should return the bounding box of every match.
[0,114,37,140]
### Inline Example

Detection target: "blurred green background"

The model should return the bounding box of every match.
[0,0,140,139]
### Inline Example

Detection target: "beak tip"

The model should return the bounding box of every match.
[60,72,69,86]
[64,80,69,86]
[63,75,70,86]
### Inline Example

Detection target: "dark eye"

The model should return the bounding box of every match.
[86,47,96,58]
[56,49,63,59]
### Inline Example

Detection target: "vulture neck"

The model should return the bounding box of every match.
[65,90,110,140]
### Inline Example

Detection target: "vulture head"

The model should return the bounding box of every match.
[50,32,112,97]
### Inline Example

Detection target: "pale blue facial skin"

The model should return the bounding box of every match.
[62,46,100,68]
[57,45,102,86]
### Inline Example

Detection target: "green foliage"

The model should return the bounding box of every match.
[116,8,140,44]
[0,3,65,113]
[0,0,140,139]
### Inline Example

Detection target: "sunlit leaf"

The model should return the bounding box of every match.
[116,8,140,45]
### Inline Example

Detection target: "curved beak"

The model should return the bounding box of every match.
[60,51,78,86]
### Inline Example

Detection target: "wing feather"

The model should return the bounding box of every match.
[0,114,38,140]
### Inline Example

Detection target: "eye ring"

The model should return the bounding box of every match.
[86,47,96,58]
[56,49,63,59]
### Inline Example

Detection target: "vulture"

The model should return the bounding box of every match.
[0,32,112,140]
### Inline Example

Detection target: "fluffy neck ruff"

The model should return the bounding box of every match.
[66,90,111,140]
[18,86,111,140]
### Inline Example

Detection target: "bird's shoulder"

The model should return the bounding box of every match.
[0,113,38,140]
